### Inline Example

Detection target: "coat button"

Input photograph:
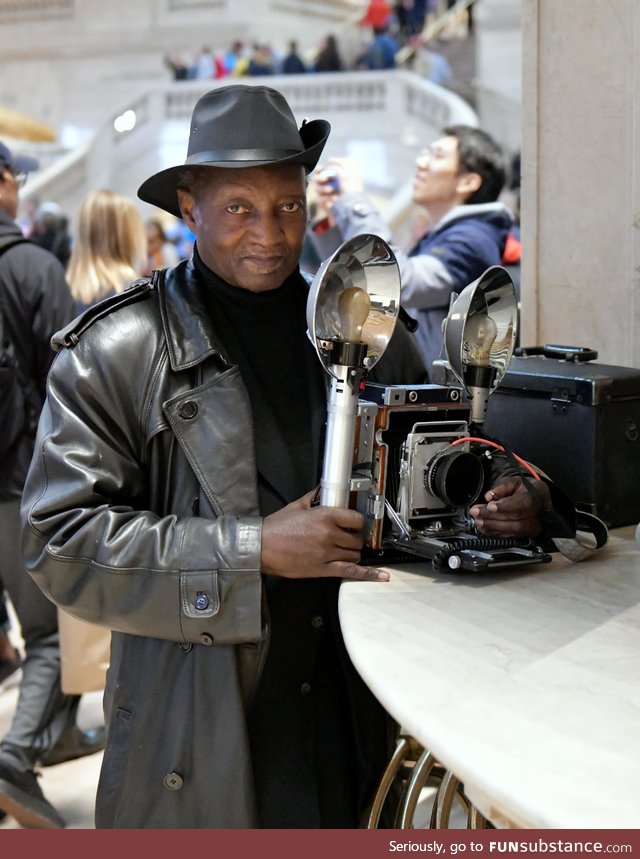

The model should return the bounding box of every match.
[300,682,311,695]
[163,772,183,790]
[199,633,214,646]
[310,614,324,629]
[194,592,209,611]
[178,401,198,420]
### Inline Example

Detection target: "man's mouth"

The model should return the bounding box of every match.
[244,255,283,272]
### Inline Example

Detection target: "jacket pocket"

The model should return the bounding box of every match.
[96,706,132,798]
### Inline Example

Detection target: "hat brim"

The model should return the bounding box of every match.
[8,153,39,174]
[137,118,330,219]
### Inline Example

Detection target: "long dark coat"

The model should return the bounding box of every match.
[21,259,426,828]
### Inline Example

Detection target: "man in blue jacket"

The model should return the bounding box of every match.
[310,125,513,372]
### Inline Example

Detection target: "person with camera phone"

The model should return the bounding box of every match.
[20,86,555,830]
[309,125,515,373]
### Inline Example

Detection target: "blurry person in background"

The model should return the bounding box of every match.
[165,218,195,260]
[360,0,394,29]
[408,35,453,86]
[312,34,344,72]
[0,141,104,830]
[394,0,428,38]
[17,194,40,238]
[190,46,216,80]
[356,24,400,70]
[309,125,512,372]
[164,54,189,81]
[224,40,248,76]
[281,40,308,74]
[247,43,276,76]
[145,217,180,275]
[67,189,147,314]
[0,595,22,688]
[30,202,72,270]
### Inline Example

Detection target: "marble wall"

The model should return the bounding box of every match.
[521,0,640,368]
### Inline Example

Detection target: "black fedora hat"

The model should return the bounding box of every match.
[138,84,331,219]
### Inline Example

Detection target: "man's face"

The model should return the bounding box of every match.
[178,163,307,293]
[412,135,465,209]
[0,166,21,220]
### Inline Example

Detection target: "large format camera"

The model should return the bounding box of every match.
[350,380,551,571]
[307,234,552,573]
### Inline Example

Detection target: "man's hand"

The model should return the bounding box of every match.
[311,157,365,222]
[261,489,389,582]
[469,476,551,538]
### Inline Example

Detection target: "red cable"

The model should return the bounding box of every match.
[450,437,541,481]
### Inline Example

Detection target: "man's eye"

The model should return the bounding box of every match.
[282,201,302,212]
[226,204,247,214]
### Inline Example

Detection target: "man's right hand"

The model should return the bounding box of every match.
[261,489,389,582]
[311,157,365,222]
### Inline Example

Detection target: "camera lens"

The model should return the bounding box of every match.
[424,449,485,508]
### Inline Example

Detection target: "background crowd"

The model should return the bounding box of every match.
[163,0,473,85]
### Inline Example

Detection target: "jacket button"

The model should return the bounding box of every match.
[178,401,198,420]
[194,592,209,611]
[163,772,183,790]
[310,614,324,629]
[300,682,311,695]
[199,633,214,646]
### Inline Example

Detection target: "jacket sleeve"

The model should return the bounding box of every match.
[20,337,264,646]
[4,242,76,397]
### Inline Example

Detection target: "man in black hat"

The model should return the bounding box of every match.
[0,141,105,830]
[19,85,426,829]
[20,86,546,829]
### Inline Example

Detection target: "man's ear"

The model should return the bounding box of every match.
[456,171,482,200]
[177,189,197,232]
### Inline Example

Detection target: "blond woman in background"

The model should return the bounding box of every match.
[67,189,147,313]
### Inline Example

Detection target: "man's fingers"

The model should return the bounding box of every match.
[329,506,366,532]
[336,562,390,582]
[335,533,365,553]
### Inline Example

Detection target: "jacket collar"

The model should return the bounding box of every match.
[433,201,514,233]
[158,257,231,372]
[157,257,328,505]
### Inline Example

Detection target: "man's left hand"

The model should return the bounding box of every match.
[469,476,550,538]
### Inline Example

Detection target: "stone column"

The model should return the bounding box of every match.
[521,0,640,367]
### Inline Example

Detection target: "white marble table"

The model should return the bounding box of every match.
[339,526,640,829]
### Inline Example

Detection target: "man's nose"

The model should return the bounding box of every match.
[416,150,431,169]
[251,213,283,243]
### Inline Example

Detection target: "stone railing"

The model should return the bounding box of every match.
[0,0,74,23]
[25,70,477,231]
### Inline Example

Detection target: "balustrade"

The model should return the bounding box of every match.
[25,70,476,229]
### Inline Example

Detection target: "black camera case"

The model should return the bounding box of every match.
[484,346,640,528]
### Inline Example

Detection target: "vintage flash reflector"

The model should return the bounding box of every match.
[306,234,401,507]
[443,265,518,424]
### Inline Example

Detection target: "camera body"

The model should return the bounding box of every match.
[352,382,552,572]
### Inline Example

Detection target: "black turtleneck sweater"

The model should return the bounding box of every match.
[194,252,385,828]
[192,249,407,828]
[194,249,323,513]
